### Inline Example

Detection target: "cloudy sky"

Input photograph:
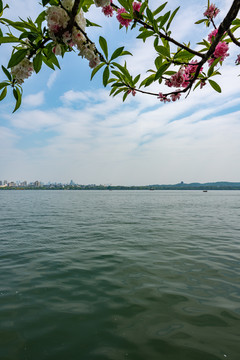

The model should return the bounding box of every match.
[0,0,239,185]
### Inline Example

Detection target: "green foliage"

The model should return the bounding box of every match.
[209,79,221,93]
[33,52,43,73]
[1,65,11,80]
[12,86,22,113]
[0,86,7,100]
[8,49,28,68]
[99,36,108,60]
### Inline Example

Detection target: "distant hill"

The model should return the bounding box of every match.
[148,182,240,190]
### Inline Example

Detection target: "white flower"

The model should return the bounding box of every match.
[53,43,62,56]
[46,6,69,34]
[11,58,33,84]
[72,27,86,50]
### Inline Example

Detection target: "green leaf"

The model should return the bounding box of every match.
[152,2,167,16]
[146,8,154,23]
[0,82,9,90]
[140,73,155,87]
[123,91,129,102]
[102,66,109,87]
[156,45,170,58]
[33,53,42,73]
[120,13,132,19]
[0,36,20,44]
[166,6,179,30]
[209,79,221,93]
[232,19,240,26]
[110,46,124,61]
[118,0,130,12]
[8,49,28,68]
[155,55,162,69]
[12,87,22,113]
[193,80,201,90]
[42,0,50,6]
[49,52,60,69]
[174,49,194,61]
[0,0,3,13]
[112,88,125,97]
[99,36,108,60]
[195,19,206,24]
[155,62,170,80]
[86,19,101,28]
[159,11,171,29]
[139,2,147,15]
[42,56,55,70]
[133,74,140,85]
[121,50,132,56]
[207,58,219,77]
[112,62,132,84]
[2,65,12,81]
[35,11,46,29]
[137,30,155,42]
[0,87,7,101]
[91,62,105,80]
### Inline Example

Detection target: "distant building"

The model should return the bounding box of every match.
[34,181,41,187]
[8,182,16,187]
[0,181,2,186]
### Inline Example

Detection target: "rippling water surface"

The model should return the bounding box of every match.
[0,190,240,360]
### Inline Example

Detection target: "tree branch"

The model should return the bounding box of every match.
[227,29,240,46]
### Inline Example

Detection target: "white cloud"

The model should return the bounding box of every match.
[47,71,60,89]
[23,91,45,107]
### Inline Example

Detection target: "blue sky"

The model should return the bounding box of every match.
[0,0,239,185]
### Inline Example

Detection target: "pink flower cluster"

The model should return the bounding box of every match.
[208,29,218,43]
[203,3,220,19]
[207,28,229,66]
[102,4,114,17]
[116,7,132,27]
[158,92,181,103]
[165,60,201,89]
[116,2,141,28]
[208,41,229,66]
[127,89,136,96]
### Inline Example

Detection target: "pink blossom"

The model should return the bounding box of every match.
[184,60,203,81]
[204,4,220,19]
[208,41,229,66]
[116,8,132,27]
[235,54,240,65]
[133,1,141,13]
[214,42,229,60]
[102,4,114,17]
[170,92,181,102]
[127,89,136,96]
[158,92,170,103]
[169,68,186,87]
[166,61,202,89]
[208,29,218,43]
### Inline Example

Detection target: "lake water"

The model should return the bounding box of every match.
[0,190,240,360]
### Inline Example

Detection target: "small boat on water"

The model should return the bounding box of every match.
[203,190,208,192]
